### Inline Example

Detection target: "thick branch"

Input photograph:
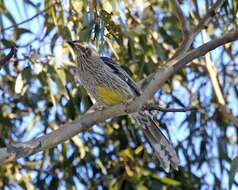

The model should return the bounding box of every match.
[0,29,237,164]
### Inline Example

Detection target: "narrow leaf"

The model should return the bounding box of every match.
[15,73,24,94]
[229,156,238,190]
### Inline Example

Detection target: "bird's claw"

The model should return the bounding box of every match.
[125,97,136,113]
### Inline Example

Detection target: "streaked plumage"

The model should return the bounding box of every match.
[67,41,179,172]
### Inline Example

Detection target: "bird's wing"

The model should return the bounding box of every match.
[100,57,141,96]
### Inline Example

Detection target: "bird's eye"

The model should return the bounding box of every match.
[85,47,91,56]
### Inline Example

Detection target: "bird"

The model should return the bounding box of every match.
[67,41,179,172]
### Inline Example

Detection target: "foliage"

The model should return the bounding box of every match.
[0,0,237,189]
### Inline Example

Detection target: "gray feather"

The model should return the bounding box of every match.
[100,57,141,96]
[133,111,180,172]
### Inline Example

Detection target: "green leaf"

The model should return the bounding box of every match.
[0,39,15,47]
[23,0,39,8]
[46,74,56,106]
[15,27,32,40]
[64,100,76,119]
[15,73,24,94]
[136,184,148,190]
[157,177,181,186]
[50,32,59,52]
[47,65,65,91]
[79,21,94,41]
[72,136,86,159]
[102,1,113,13]
[0,3,17,27]
[109,178,119,190]
[55,2,65,36]
[229,156,238,190]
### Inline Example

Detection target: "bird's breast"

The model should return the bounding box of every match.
[94,85,127,106]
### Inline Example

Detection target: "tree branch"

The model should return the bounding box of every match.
[171,0,189,38]
[146,104,196,112]
[170,0,225,60]
[142,30,238,100]
[138,0,226,91]
[0,29,237,164]
[193,0,225,34]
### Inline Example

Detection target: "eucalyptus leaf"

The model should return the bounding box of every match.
[229,157,238,190]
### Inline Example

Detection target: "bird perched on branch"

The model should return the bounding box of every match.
[67,41,179,172]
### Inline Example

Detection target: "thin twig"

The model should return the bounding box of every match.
[169,0,190,60]
[171,0,189,37]
[170,0,225,60]
[0,0,60,33]
[193,0,225,34]
[146,104,196,112]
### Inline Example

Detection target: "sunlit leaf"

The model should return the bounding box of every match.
[109,179,119,190]
[15,73,24,94]
[136,184,149,190]
[229,156,238,190]
[72,136,86,159]
[156,177,181,186]
[15,28,32,40]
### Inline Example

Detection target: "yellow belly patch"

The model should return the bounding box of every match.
[95,86,126,106]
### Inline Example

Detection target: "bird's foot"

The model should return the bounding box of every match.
[125,97,136,113]
[87,104,106,113]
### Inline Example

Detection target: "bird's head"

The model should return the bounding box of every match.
[67,40,98,58]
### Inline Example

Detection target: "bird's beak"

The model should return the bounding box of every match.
[66,40,76,48]
[66,41,86,52]
[78,43,86,51]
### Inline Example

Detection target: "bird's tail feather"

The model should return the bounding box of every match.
[133,111,179,172]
